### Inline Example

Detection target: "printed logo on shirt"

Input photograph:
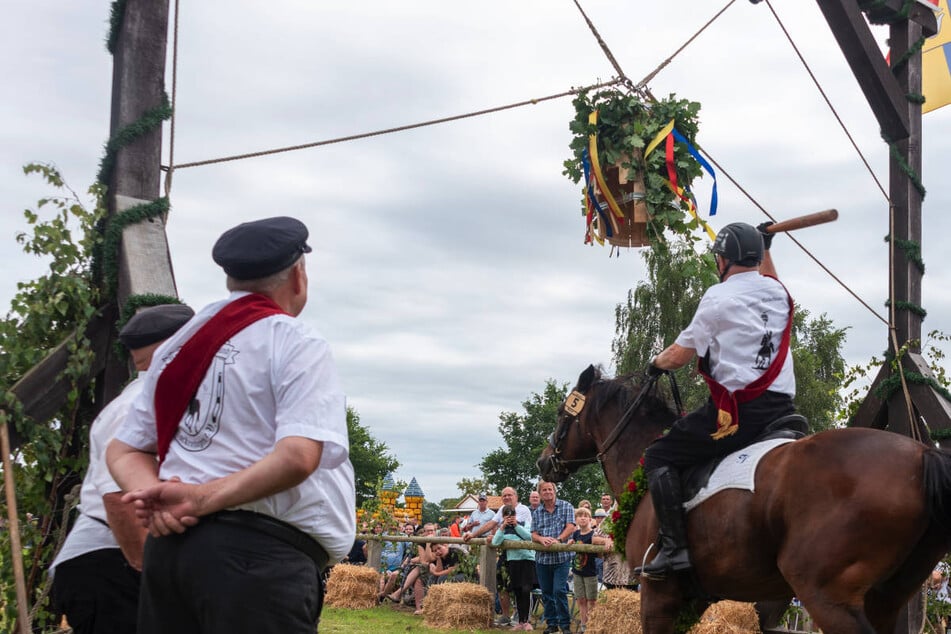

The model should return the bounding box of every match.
[754,311,774,370]
[177,342,237,452]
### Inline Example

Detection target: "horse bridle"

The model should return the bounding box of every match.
[545,372,684,478]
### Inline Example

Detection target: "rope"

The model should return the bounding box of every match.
[163,80,621,171]
[698,148,890,326]
[637,0,738,90]
[568,0,890,328]
[164,0,180,197]
[571,0,632,86]
[889,199,923,441]
[764,0,889,202]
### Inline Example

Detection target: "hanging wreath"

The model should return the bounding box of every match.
[563,88,715,248]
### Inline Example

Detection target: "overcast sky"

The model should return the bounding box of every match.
[3,2,950,505]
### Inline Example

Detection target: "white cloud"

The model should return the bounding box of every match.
[3,1,950,504]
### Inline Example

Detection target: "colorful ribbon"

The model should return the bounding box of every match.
[587,111,626,222]
[645,119,718,241]
[581,147,614,244]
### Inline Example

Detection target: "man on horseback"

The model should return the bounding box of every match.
[636,221,798,581]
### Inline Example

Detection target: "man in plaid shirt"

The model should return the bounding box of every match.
[531,481,576,634]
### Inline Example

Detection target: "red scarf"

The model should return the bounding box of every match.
[698,276,794,440]
[153,294,288,463]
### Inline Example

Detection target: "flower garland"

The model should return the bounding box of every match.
[602,456,647,557]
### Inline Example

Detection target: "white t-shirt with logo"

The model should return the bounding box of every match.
[675,271,795,396]
[116,292,356,562]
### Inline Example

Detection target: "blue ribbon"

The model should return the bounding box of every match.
[581,148,614,237]
[672,129,718,216]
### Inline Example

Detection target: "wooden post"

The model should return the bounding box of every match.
[104,0,177,402]
[812,3,943,633]
[479,543,497,596]
[367,539,382,572]
[1,415,31,634]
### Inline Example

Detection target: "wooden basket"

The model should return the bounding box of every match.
[594,153,651,248]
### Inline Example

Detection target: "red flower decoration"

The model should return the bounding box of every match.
[627,481,637,492]
[639,456,645,467]
[612,510,621,521]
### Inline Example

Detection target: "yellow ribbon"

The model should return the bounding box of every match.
[645,119,676,159]
[588,111,626,222]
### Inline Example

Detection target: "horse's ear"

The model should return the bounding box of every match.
[577,364,597,392]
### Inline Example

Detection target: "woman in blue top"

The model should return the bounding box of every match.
[492,505,536,631]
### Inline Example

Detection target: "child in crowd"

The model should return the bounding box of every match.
[567,507,605,632]
[429,543,464,584]
[491,504,535,631]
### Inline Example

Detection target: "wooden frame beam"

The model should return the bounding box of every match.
[816,0,911,140]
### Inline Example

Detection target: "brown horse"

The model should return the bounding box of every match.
[537,364,951,634]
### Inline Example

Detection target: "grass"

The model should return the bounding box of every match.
[320,605,500,633]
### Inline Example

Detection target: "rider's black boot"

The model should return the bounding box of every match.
[635,466,692,581]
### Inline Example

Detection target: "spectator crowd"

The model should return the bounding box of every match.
[344,483,636,633]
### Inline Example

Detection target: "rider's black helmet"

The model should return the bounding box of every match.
[712,222,764,266]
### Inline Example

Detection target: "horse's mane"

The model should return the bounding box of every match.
[590,371,679,420]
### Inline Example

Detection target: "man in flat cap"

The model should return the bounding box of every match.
[107,216,355,634]
[50,303,194,634]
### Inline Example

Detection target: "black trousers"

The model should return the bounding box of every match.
[643,391,796,473]
[52,548,140,634]
[138,520,323,634]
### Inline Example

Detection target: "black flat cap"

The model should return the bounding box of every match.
[118,304,195,350]
[212,216,312,281]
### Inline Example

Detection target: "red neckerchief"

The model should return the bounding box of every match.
[697,275,793,439]
[153,294,288,463]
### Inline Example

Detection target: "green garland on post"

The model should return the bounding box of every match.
[106,0,128,54]
[885,235,925,274]
[96,92,173,186]
[885,299,928,319]
[873,369,951,404]
[98,197,171,297]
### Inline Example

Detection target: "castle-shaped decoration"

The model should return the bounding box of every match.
[403,477,425,523]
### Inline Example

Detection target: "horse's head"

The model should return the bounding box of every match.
[537,364,603,483]
[537,363,680,489]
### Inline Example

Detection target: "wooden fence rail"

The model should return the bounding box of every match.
[362,533,608,596]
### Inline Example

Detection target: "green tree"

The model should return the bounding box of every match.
[613,239,718,410]
[480,380,607,507]
[791,308,848,431]
[0,164,104,629]
[347,407,400,507]
[421,500,444,526]
[456,476,489,496]
[612,238,847,431]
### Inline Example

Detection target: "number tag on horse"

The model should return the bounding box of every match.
[564,391,586,416]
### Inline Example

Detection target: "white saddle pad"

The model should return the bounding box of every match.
[683,438,794,512]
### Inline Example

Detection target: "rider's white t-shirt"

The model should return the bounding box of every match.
[675,271,795,396]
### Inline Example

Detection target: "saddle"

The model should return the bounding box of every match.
[681,414,809,502]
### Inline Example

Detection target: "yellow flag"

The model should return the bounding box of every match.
[923,0,951,114]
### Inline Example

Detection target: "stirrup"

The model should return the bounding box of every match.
[636,549,691,581]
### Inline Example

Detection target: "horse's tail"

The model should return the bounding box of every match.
[922,447,951,532]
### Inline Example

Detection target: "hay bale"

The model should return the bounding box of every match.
[324,564,380,609]
[421,582,493,630]
[691,601,761,634]
[586,588,642,634]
